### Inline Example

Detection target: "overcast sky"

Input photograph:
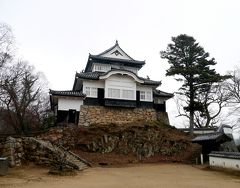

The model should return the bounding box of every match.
[1,0,240,127]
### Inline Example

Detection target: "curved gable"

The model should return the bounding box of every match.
[99,70,144,83]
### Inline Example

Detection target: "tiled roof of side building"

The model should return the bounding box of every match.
[49,90,86,97]
[153,89,174,98]
[141,78,161,86]
[209,151,240,159]
[192,132,232,143]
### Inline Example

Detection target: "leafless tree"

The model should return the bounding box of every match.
[194,83,231,128]
[225,67,240,106]
[0,61,49,134]
[223,67,240,131]
[0,23,51,134]
[0,23,15,108]
[175,82,230,128]
[0,23,15,68]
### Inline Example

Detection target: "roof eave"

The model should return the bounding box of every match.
[90,54,145,65]
[142,83,162,87]
[49,89,86,98]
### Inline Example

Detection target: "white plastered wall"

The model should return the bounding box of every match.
[137,85,153,102]
[105,74,136,100]
[58,98,83,111]
[92,63,111,72]
[92,63,139,74]
[209,156,240,171]
[82,80,105,98]
[83,80,105,89]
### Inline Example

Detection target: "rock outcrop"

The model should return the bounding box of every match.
[38,121,199,163]
[0,136,90,170]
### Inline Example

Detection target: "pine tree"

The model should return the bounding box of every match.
[161,34,229,134]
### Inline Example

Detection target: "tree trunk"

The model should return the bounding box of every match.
[189,109,194,135]
[189,82,194,135]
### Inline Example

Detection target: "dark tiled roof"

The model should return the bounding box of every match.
[96,40,143,62]
[49,90,85,97]
[209,151,240,159]
[97,41,120,56]
[89,55,145,65]
[153,89,174,98]
[141,78,162,86]
[192,132,222,142]
[192,132,232,143]
[179,127,217,132]
[76,72,101,80]
[85,41,146,72]
[179,127,218,131]
[76,69,161,86]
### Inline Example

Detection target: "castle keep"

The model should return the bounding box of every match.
[50,41,173,126]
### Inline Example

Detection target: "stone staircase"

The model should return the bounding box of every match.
[28,137,90,170]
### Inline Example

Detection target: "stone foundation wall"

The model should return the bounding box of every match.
[0,137,24,167]
[0,136,72,168]
[157,112,170,125]
[79,105,170,126]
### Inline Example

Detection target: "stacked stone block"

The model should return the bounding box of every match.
[79,105,170,126]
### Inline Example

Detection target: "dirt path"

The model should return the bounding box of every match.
[1,163,240,188]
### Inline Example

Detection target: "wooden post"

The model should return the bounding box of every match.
[200,154,204,165]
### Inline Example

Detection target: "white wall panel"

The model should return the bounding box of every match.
[209,156,240,171]
[105,75,136,100]
[58,98,83,111]
[83,80,105,88]
[92,63,111,72]
[137,85,153,102]
[83,80,105,98]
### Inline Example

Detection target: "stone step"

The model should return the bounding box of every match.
[29,137,90,171]
[60,152,89,170]
[65,155,88,170]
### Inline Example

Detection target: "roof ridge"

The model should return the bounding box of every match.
[114,41,135,61]
[95,41,137,61]
[97,42,119,56]
[89,55,145,64]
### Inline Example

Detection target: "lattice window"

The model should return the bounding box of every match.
[85,87,97,97]
[91,87,97,97]
[140,91,145,100]
[93,64,111,72]
[122,89,134,99]
[146,91,152,101]
[108,88,120,98]
[140,90,152,101]
[85,87,91,96]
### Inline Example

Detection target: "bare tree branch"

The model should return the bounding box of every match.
[0,61,49,134]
